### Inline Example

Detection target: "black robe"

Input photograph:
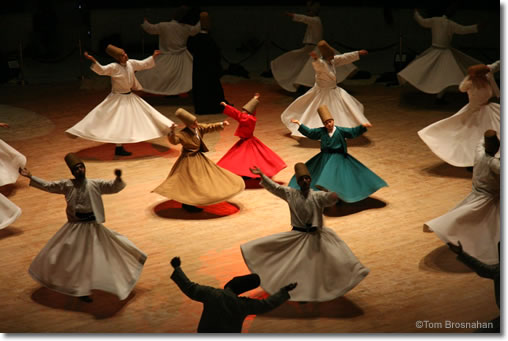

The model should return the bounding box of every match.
[187,32,226,115]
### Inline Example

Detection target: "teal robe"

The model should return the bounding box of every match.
[289,124,387,202]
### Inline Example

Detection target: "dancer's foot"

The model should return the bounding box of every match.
[182,204,203,213]
[115,146,132,156]
[79,295,93,303]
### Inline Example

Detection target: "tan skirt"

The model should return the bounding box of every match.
[153,152,245,206]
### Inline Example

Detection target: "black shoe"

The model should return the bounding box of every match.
[79,295,93,303]
[182,204,203,213]
[115,146,132,156]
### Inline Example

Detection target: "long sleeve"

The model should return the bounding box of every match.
[96,177,126,194]
[414,10,432,28]
[292,14,316,25]
[450,21,478,35]
[29,176,68,194]
[90,62,116,76]
[222,105,242,122]
[337,125,367,139]
[129,56,155,72]
[298,124,323,140]
[168,131,181,145]
[198,122,224,135]
[141,21,160,35]
[332,51,360,67]
[171,267,214,303]
[459,75,472,93]
[457,252,499,280]
[488,61,500,74]
[187,21,201,37]
[489,158,500,175]
[241,289,290,315]
[259,173,289,201]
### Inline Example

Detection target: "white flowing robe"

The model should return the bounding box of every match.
[28,176,147,300]
[0,139,26,229]
[271,14,356,92]
[281,51,370,137]
[418,62,500,167]
[241,174,369,302]
[398,10,481,94]
[66,57,174,143]
[136,20,200,95]
[425,141,500,265]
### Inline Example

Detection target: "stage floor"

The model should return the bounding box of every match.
[0,75,499,333]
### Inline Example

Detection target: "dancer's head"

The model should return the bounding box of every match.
[224,273,261,295]
[318,105,334,133]
[468,64,490,89]
[317,40,334,62]
[484,130,500,157]
[106,44,128,64]
[307,1,320,16]
[65,153,86,180]
[294,162,311,192]
[242,95,259,115]
[176,108,198,128]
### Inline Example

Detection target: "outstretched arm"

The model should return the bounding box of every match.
[170,257,212,303]
[242,283,296,315]
[20,168,68,194]
[141,19,160,35]
[251,166,289,201]
[97,169,126,194]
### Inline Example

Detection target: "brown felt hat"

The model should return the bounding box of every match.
[64,153,84,171]
[176,108,197,127]
[484,130,500,156]
[468,64,490,77]
[317,40,334,60]
[242,96,259,114]
[294,162,311,180]
[200,12,211,31]
[105,44,124,61]
[317,105,333,124]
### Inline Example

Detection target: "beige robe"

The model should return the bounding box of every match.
[153,123,245,206]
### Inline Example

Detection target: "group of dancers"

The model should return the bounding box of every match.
[0,2,500,333]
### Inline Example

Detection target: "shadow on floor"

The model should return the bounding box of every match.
[419,244,472,273]
[324,197,387,217]
[253,293,364,318]
[422,162,472,179]
[153,200,240,220]
[75,142,178,161]
[31,287,138,319]
[0,226,23,240]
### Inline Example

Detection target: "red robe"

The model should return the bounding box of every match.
[217,105,286,178]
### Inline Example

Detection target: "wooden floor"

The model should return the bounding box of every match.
[0,75,499,333]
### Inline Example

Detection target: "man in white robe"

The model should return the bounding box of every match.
[19,153,146,302]
[425,130,500,265]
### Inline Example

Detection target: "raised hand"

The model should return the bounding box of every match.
[114,169,122,177]
[220,101,227,107]
[19,167,32,178]
[223,120,230,126]
[0,122,9,128]
[447,241,463,255]
[359,49,368,56]
[309,51,318,60]
[283,282,297,292]
[153,50,161,58]
[254,92,260,100]
[362,122,372,128]
[291,119,301,125]
[84,52,97,63]
[170,257,181,268]
[249,166,262,175]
